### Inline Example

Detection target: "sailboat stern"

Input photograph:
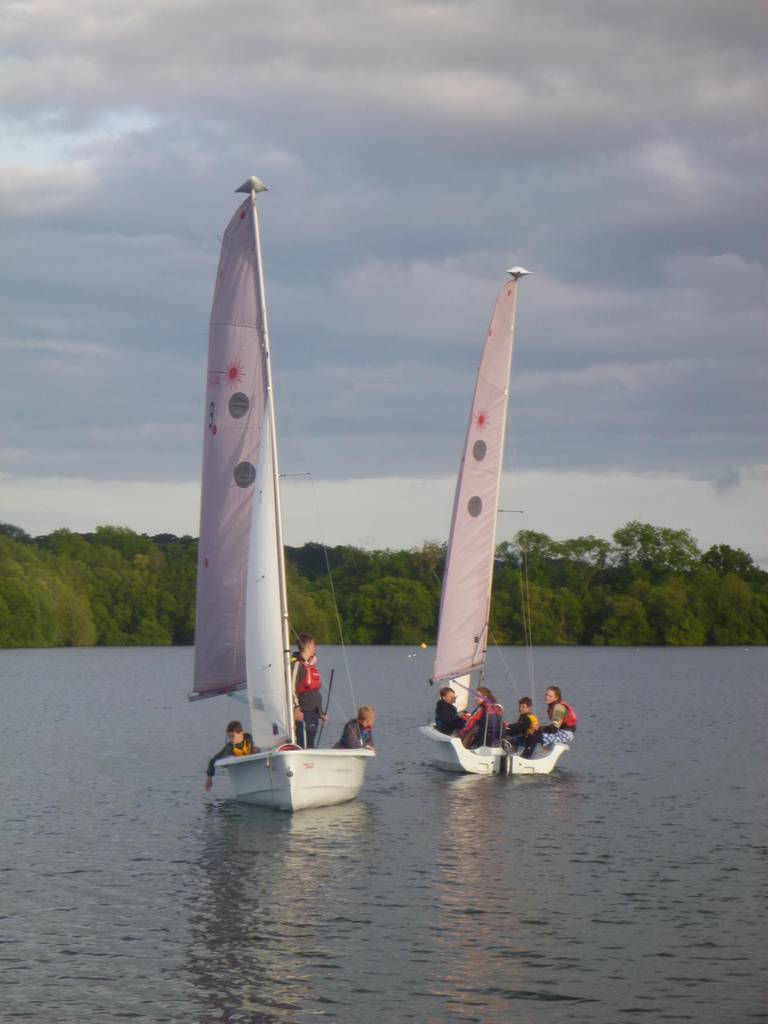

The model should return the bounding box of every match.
[419,725,568,776]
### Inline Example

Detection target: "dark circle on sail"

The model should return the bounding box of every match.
[234,461,257,488]
[468,496,483,517]
[229,392,250,419]
[472,440,487,461]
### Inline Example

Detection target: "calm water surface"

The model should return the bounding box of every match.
[1,645,766,1023]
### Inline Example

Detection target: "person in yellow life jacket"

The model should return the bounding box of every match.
[291,633,327,749]
[503,697,539,757]
[204,720,259,790]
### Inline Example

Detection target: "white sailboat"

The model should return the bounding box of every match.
[419,269,568,776]
[190,178,374,810]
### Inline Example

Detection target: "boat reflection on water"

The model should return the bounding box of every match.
[186,800,374,1022]
[422,771,578,1022]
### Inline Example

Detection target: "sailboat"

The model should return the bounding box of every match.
[189,177,374,810]
[419,269,569,776]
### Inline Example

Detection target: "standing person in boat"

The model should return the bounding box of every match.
[434,686,468,735]
[291,633,327,749]
[503,697,539,757]
[459,686,504,749]
[533,686,577,750]
[204,721,259,790]
[335,707,376,750]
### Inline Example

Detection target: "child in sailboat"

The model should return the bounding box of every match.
[291,633,328,749]
[502,697,539,757]
[434,686,469,734]
[459,687,504,749]
[530,686,577,750]
[204,721,259,790]
[335,707,376,750]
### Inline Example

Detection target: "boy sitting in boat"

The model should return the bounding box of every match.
[459,687,504,749]
[434,686,468,735]
[335,707,376,750]
[502,697,539,757]
[204,720,260,790]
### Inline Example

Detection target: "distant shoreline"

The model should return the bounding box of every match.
[1,521,766,648]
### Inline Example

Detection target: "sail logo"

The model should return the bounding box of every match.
[208,359,247,387]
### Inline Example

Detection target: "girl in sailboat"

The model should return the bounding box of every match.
[459,687,504,749]
[533,687,577,749]
[291,633,327,749]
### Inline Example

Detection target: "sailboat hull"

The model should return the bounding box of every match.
[419,725,567,776]
[217,747,375,811]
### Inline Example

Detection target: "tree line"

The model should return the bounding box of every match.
[0,521,765,648]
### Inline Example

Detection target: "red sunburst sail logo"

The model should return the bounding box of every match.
[225,359,246,386]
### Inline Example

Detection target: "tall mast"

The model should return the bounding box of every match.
[237,177,295,742]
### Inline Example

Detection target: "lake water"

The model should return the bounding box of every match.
[1,645,766,1024]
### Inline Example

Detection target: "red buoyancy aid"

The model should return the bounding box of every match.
[461,701,504,743]
[547,699,578,729]
[295,661,321,694]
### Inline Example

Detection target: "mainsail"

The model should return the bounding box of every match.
[432,276,524,703]
[192,191,292,747]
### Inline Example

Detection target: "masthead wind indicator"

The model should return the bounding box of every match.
[507,267,530,280]
[236,176,268,194]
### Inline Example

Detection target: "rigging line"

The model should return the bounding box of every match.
[308,474,358,712]
[519,539,536,702]
[488,630,521,698]
[524,548,536,692]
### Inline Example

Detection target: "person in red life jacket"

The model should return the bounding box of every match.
[204,720,259,790]
[532,686,577,752]
[291,633,327,749]
[434,685,469,735]
[459,686,504,749]
[334,706,376,749]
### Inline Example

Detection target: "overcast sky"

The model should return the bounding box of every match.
[1,0,766,561]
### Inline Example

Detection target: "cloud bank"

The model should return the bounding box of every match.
[1,0,765,557]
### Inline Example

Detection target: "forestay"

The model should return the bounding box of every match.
[432,279,521,698]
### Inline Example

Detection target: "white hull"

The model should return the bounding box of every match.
[419,725,567,776]
[217,747,375,811]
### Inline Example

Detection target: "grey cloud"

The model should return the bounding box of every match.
[0,0,765,508]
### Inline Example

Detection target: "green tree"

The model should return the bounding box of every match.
[612,521,701,580]
[593,594,653,645]
[644,578,706,645]
[353,576,434,644]
[696,572,768,644]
